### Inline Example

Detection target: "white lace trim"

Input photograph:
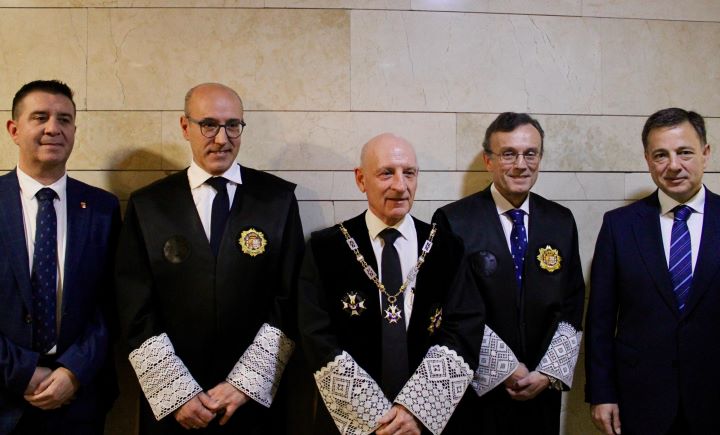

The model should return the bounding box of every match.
[314,351,391,435]
[471,325,519,397]
[394,345,472,435]
[536,322,582,388]
[128,333,202,420]
[226,323,295,408]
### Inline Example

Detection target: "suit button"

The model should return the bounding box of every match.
[24,314,32,324]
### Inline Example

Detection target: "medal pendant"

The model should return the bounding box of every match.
[384,304,403,324]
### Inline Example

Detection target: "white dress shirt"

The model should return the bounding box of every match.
[365,210,418,328]
[658,186,705,273]
[187,161,243,242]
[17,167,68,354]
[490,184,531,252]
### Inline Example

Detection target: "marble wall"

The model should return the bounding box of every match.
[1,1,717,433]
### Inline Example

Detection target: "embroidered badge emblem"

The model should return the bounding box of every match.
[238,228,267,257]
[341,292,366,317]
[537,245,562,272]
[427,307,442,334]
[163,235,191,264]
[384,304,403,324]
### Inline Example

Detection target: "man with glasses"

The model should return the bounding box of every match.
[433,112,585,434]
[116,83,304,434]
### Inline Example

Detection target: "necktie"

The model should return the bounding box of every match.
[206,177,229,256]
[379,228,409,399]
[507,209,528,292]
[669,205,693,311]
[31,187,58,353]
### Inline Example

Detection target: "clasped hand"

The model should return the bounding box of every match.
[24,366,79,409]
[173,382,249,430]
[503,363,551,401]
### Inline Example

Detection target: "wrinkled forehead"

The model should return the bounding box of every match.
[187,86,243,119]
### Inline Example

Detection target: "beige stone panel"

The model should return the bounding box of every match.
[411,0,580,15]
[351,11,601,113]
[269,171,334,200]
[534,172,625,201]
[0,9,87,110]
[69,111,163,170]
[264,0,409,8]
[583,0,720,22]
[163,111,455,171]
[298,200,334,237]
[87,9,349,110]
[69,170,169,199]
[599,19,720,116]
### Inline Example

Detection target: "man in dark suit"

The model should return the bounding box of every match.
[299,133,483,435]
[0,80,120,434]
[586,108,717,435]
[433,113,585,434]
[115,82,304,434]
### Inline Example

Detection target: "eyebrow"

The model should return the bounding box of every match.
[29,110,75,119]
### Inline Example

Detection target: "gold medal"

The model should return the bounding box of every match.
[239,228,267,256]
[427,307,442,334]
[537,245,561,272]
[341,292,367,316]
[384,304,403,324]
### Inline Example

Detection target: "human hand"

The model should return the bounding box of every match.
[506,370,550,401]
[24,366,52,395]
[376,404,422,435]
[503,362,529,389]
[591,403,621,434]
[173,392,219,430]
[24,367,79,409]
[207,381,250,425]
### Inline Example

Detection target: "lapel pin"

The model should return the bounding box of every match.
[80,201,87,209]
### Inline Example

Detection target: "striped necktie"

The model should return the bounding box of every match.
[669,205,693,312]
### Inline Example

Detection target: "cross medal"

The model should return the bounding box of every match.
[384,300,402,324]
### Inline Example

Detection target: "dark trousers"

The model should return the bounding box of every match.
[11,405,104,435]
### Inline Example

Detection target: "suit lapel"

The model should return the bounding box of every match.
[0,172,33,310]
[63,178,90,309]
[632,193,680,316]
[683,189,720,317]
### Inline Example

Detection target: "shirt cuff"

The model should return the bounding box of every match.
[470,325,519,397]
[536,321,582,388]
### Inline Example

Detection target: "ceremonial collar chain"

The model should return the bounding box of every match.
[338,222,437,306]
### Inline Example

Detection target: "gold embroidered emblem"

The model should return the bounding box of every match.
[239,228,267,256]
[341,292,366,317]
[537,245,561,272]
[427,308,442,334]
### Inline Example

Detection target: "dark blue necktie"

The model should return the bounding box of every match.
[669,205,693,311]
[507,209,528,291]
[206,177,230,256]
[379,228,408,399]
[31,187,58,353]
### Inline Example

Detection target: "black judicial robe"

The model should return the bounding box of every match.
[116,166,304,435]
[433,187,585,435]
[299,212,483,435]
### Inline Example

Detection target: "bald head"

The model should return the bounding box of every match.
[184,82,243,116]
[355,133,418,226]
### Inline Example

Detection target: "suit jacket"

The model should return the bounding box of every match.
[115,166,304,435]
[433,186,585,434]
[299,212,483,435]
[585,188,720,434]
[0,170,120,433]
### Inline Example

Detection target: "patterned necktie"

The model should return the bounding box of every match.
[669,205,693,311]
[31,187,58,353]
[379,228,409,399]
[507,209,528,291]
[206,177,229,256]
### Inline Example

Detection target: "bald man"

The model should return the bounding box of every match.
[115,83,304,434]
[298,134,483,435]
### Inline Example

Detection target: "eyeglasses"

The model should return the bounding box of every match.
[186,117,246,139]
[488,150,541,165]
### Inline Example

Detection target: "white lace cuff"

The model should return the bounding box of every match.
[314,351,391,435]
[226,323,295,408]
[536,322,582,388]
[394,345,473,435]
[470,325,519,397]
[128,333,202,420]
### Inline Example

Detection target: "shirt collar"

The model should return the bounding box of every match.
[16,166,67,202]
[365,209,413,242]
[658,185,706,216]
[187,161,243,189]
[490,183,530,216]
